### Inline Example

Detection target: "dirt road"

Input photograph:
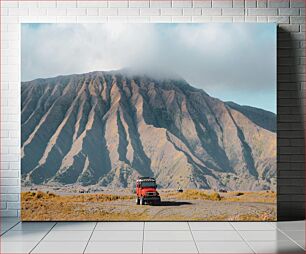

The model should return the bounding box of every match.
[22,197,276,221]
[85,198,276,221]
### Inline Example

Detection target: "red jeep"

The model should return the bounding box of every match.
[136,177,161,205]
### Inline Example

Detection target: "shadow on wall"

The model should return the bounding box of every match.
[277,27,305,221]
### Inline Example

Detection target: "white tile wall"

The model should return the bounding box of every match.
[0,0,305,217]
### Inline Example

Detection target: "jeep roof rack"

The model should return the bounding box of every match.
[137,177,156,181]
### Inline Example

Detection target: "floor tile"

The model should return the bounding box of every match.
[90,230,143,241]
[1,229,8,235]
[144,230,193,241]
[32,241,87,253]
[143,241,198,253]
[1,221,20,234]
[145,222,190,230]
[1,230,47,242]
[296,240,305,250]
[85,241,143,253]
[249,240,304,253]
[1,221,20,228]
[282,230,305,241]
[1,224,17,235]
[189,222,234,231]
[275,221,305,231]
[52,222,96,231]
[196,241,253,253]
[282,230,305,249]
[239,230,290,241]
[269,222,277,228]
[0,241,37,253]
[95,222,143,231]
[11,222,55,231]
[192,230,243,241]
[1,220,304,254]
[231,222,275,231]
[42,230,92,242]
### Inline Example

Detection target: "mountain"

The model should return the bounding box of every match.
[21,71,276,191]
[226,102,276,133]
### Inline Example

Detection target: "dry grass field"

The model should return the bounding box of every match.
[21,189,276,221]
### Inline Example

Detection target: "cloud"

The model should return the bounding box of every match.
[21,23,276,112]
[22,24,159,80]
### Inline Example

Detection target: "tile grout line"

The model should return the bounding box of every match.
[229,222,256,254]
[187,222,199,254]
[83,222,97,254]
[268,222,277,229]
[142,222,145,254]
[276,227,306,251]
[29,222,57,254]
[0,221,20,236]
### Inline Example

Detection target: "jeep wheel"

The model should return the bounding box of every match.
[140,197,144,205]
[136,197,140,205]
[155,198,161,206]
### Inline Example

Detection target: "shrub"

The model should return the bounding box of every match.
[35,192,44,199]
[235,192,244,196]
[48,193,56,198]
[170,189,222,201]
[210,192,221,201]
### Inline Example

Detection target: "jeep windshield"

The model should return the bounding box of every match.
[140,181,156,188]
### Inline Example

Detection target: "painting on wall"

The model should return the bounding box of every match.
[21,23,277,221]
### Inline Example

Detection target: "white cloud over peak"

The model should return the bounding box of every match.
[22,23,276,112]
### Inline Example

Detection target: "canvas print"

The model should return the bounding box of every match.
[21,23,276,221]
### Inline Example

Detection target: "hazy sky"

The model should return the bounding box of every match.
[21,23,276,113]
